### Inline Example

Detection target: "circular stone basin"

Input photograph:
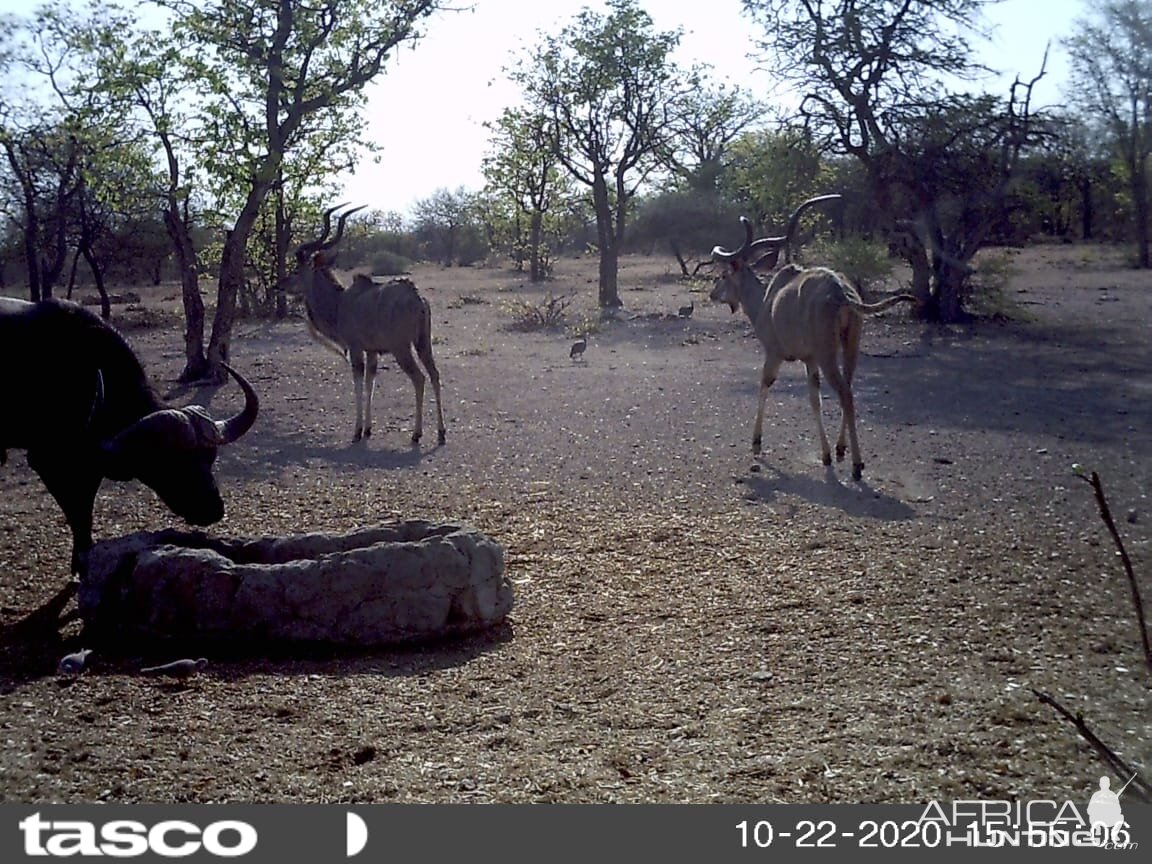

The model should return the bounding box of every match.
[78,520,512,650]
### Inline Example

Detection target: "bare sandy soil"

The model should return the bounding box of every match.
[0,243,1149,804]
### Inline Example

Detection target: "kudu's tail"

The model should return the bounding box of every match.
[849,293,919,316]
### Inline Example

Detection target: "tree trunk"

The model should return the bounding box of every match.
[164,208,207,382]
[1132,164,1150,268]
[80,244,111,320]
[934,259,968,323]
[529,210,544,282]
[206,183,272,380]
[274,187,289,319]
[598,245,621,307]
[669,238,690,277]
[591,174,622,307]
[1080,177,1093,241]
[66,247,81,300]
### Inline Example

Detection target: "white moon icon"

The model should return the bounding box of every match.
[346,812,369,857]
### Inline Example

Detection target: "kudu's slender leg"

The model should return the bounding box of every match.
[394,346,426,444]
[350,351,367,441]
[753,357,783,455]
[805,362,834,466]
[822,360,863,480]
[836,317,862,465]
[362,352,378,438]
[417,341,446,445]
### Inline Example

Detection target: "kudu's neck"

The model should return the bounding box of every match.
[737,269,768,325]
[304,266,344,339]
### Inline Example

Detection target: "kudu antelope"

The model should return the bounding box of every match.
[709,195,916,480]
[291,204,446,445]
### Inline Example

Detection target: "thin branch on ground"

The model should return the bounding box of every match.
[1031,689,1151,803]
[1076,468,1152,677]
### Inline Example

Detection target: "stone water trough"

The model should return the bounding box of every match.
[78,520,513,650]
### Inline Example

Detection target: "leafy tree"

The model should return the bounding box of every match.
[1065,0,1152,266]
[743,0,1047,321]
[720,126,829,227]
[661,75,767,194]
[482,107,567,281]
[154,0,444,380]
[0,0,155,314]
[412,186,484,266]
[93,25,213,372]
[510,0,683,307]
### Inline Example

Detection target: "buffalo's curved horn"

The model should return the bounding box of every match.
[213,362,260,445]
[86,369,104,431]
[101,363,259,465]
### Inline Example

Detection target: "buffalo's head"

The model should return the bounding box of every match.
[100,363,259,525]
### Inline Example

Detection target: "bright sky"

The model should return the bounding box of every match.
[0,0,1083,217]
[350,0,1081,217]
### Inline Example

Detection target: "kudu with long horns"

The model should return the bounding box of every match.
[291,204,445,445]
[0,297,259,578]
[709,195,916,480]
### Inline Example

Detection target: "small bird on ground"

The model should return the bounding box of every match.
[140,657,208,679]
[678,300,694,318]
[57,648,92,676]
[569,337,587,360]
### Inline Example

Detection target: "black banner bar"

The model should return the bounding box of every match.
[2,804,1147,861]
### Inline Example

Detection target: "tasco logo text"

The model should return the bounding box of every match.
[18,813,258,857]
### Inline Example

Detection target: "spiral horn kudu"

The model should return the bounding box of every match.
[294,203,368,265]
[710,194,844,270]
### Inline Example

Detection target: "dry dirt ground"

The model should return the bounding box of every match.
[0,244,1149,805]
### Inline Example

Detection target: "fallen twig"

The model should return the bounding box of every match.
[1076,468,1152,678]
[1031,688,1151,803]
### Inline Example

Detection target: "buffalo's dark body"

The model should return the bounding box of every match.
[0,297,258,577]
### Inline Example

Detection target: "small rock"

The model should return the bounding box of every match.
[1126,509,1138,524]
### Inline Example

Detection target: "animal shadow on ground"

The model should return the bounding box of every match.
[739,463,918,521]
[0,604,514,691]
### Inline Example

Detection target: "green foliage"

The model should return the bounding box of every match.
[370,251,413,276]
[965,249,1028,320]
[509,0,684,305]
[412,186,488,266]
[719,127,831,225]
[801,235,894,291]
[628,189,739,258]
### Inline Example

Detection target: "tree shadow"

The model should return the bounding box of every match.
[738,463,918,522]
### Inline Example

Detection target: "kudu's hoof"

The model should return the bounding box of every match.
[822,453,832,466]
[437,430,446,445]
[363,428,372,439]
[411,431,422,444]
[852,463,864,481]
[751,437,762,455]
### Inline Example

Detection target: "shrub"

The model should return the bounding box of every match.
[371,252,413,276]
[802,235,894,291]
[501,292,574,331]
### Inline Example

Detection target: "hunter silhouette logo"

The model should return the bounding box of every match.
[1087,773,1136,845]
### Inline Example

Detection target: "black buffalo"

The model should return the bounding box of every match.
[0,297,259,577]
